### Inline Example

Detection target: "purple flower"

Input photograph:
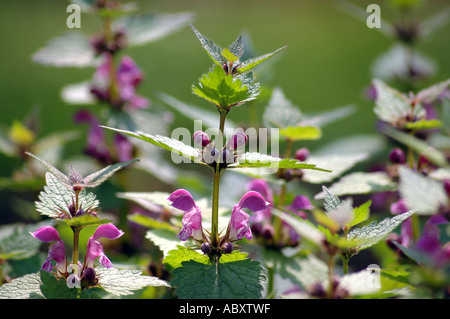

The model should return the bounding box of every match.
[390,199,414,248]
[228,191,270,241]
[30,226,66,274]
[85,224,124,268]
[90,54,149,111]
[415,214,449,266]
[74,109,112,164]
[168,189,204,242]
[193,131,211,147]
[114,133,133,162]
[246,179,273,224]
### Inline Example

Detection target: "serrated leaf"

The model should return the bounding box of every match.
[113,12,194,47]
[101,126,203,164]
[229,152,331,172]
[227,34,244,60]
[83,158,139,187]
[146,229,189,257]
[192,64,260,108]
[398,166,448,215]
[383,126,448,167]
[279,126,322,141]
[35,172,100,218]
[314,172,397,199]
[96,267,169,296]
[322,186,341,213]
[170,259,266,299]
[0,220,53,260]
[32,32,96,68]
[263,87,303,129]
[349,200,371,228]
[301,153,369,184]
[416,78,450,104]
[190,24,224,66]
[39,271,79,299]
[163,246,209,271]
[0,273,43,299]
[372,78,426,124]
[237,46,286,73]
[348,210,415,250]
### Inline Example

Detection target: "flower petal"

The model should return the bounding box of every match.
[238,191,270,212]
[30,226,61,243]
[92,224,124,241]
[168,189,197,211]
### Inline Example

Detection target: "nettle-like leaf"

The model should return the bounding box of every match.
[101,126,203,164]
[192,64,260,108]
[35,172,100,219]
[0,273,43,299]
[347,210,415,250]
[314,171,397,199]
[301,153,369,184]
[372,79,426,124]
[113,12,194,47]
[229,152,331,172]
[96,267,169,297]
[26,152,138,190]
[0,220,53,260]
[190,24,285,74]
[32,32,97,68]
[398,166,448,215]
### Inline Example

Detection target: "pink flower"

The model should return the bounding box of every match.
[246,179,273,224]
[228,191,270,241]
[168,189,204,242]
[85,224,124,268]
[30,226,66,274]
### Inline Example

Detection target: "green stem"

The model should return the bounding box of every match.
[210,109,228,248]
[71,226,81,273]
[327,253,336,298]
[343,256,349,275]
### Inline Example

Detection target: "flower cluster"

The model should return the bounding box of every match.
[168,188,269,257]
[90,54,149,111]
[30,224,123,288]
[193,130,248,168]
[246,179,314,248]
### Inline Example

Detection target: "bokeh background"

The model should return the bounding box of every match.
[0,0,449,217]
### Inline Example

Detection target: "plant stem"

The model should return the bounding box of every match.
[71,226,82,273]
[327,253,336,298]
[210,109,228,248]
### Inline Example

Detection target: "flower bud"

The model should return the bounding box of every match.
[294,147,309,162]
[389,148,406,164]
[83,267,96,282]
[227,132,248,150]
[221,149,234,164]
[193,131,211,147]
[201,242,211,255]
[222,242,233,254]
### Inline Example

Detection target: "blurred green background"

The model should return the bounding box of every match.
[0,0,448,183]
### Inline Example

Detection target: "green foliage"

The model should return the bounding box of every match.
[192,65,260,108]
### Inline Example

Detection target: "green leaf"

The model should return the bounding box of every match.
[192,64,260,108]
[301,153,369,184]
[382,126,448,167]
[170,259,266,299]
[263,87,303,129]
[279,126,322,141]
[146,229,189,257]
[398,166,448,215]
[230,152,331,172]
[83,159,139,187]
[347,210,415,250]
[128,214,176,232]
[35,172,100,218]
[372,78,426,124]
[314,171,397,199]
[322,186,342,213]
[349,200,371,228]
[0,273,44,299]
[0,220,53,260]
[403,119,442,130]
[59,215,112,228]
[113,12,194,47]
[163,246,209,271]
[237,46,286,73]
[32,32,97,68]
[416,78,450,104]
[190,24,225,66]
[101,126,203,164]
[96,267,169,297]
[39,271,79,299]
